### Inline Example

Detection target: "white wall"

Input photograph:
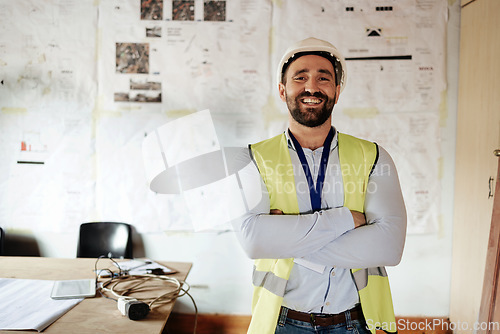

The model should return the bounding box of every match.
[388,0,461,317]
[3,0,461,317]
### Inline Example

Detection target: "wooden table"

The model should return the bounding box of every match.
[0,256,192,333]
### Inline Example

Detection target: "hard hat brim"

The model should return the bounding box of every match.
[277,37,347,92]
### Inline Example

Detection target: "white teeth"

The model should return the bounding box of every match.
[302,98,321,104]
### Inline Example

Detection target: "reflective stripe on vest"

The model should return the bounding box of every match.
[352,267,388,290]
[253,265,288,297]
[248,131,396,334]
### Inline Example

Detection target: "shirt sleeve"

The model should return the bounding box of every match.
[232,149,355,260]
[299,146,407,268]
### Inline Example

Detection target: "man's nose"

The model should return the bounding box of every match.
[304,79,320,93]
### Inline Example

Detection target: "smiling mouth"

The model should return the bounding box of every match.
[301,97,323,106]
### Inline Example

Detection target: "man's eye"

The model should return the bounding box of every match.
[319,77,331,81]
[293,76,305,81]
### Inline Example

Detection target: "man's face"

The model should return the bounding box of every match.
[279,54,340,128]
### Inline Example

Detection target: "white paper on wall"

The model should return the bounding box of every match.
[271,0,447,233]
[93,0,272,231]
[0,0,97,232]
[0,0,447,234]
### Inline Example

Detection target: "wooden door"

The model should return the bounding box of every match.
[450,0,500,331]
[479,152,500,333]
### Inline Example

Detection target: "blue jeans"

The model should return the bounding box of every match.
[274,309,370,334]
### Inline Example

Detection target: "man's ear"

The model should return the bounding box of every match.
[334,85,340,104]
[278,82,286,102]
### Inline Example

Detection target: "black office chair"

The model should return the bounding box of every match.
[76,222,133,259]
[0,227,4,256]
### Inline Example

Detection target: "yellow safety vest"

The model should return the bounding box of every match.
[248,131,397,334]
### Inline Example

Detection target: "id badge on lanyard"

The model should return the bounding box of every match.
[288,127,334,212]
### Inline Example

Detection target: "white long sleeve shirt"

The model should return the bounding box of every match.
[232,128,406,314]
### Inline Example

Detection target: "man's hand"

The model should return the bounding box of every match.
[351,210,366,228]
[270,209,284,215]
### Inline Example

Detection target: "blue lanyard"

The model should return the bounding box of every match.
[288,127,335,212]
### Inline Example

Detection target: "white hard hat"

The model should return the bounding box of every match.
[277,37,347,92]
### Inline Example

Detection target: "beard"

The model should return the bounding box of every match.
[286,91,336,128]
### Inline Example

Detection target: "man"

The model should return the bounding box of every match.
[233,37,406,334]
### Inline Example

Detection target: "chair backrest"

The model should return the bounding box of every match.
[0,227,4,256]
[76,222,133,259]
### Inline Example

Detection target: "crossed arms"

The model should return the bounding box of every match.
[232,146,407,269]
